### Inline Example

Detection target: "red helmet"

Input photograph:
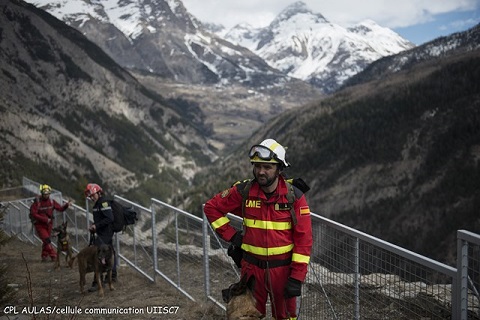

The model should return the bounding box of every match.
[84,183,102,198]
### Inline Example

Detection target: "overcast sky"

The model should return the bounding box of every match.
[181,0,480,45]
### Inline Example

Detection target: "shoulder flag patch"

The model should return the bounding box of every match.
[221,189,230,198]
[300,206,310,215]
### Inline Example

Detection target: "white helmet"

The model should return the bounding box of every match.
[248,138,290,167]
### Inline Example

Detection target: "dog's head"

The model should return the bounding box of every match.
[97,244,113,268]
[223,275,262,320]
[222,274,255,303]
[52,222,67,238]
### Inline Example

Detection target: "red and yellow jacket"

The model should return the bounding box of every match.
[204,176,313,282]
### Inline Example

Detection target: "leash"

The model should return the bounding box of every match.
[89,231,96,246]
[308,265,338,319]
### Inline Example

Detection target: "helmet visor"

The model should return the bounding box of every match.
[249,145,279,162]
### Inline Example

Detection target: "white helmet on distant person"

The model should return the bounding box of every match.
[249,138,290,168]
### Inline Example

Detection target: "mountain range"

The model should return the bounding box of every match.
[0,0,215,201]
[222,1,414,93]
[1,0,480,265]
[29,0,415,149]
[32,0,414,94]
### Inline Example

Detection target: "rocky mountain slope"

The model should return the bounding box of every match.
[343,23,480,89]
[0,0,215,201]
[32,0,279,87]
[30,0,416,147]
[31,0,323,148]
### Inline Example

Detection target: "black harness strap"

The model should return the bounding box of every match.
[236,179,300,226]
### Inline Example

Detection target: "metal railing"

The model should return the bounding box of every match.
[302,214,458,319]
[1,178,480,319]
[457,230,480,319]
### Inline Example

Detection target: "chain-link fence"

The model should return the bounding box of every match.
[301,215,458,319]
[2,178,480,319]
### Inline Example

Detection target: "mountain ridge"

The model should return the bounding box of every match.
[0,0,214,202]
[222,1,414,93]
[187,32,480,265]
[29,0,418,148]
[2,0,480,267]
[33,0,414,94]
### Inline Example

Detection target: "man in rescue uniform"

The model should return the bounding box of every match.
[30,184,70,261]
[204,139,313,320]
[84,183,117,292]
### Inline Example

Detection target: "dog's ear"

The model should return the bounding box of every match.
[222,287,232,303]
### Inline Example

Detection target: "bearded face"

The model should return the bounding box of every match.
[253,163,280,188]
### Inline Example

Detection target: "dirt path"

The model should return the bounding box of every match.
[0,238,224,320]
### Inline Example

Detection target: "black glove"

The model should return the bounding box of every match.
[227,244,243,268]
[284,277,302,298]
[230,231,243,247]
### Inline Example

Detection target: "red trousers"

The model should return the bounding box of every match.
[241,261,297,319]
[34,223,57,259]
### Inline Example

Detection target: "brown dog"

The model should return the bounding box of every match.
[51,222,73,270]
[70,244,114,297]
[222,275,262,320]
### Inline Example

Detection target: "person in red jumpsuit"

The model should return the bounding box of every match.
[30,184,70,261]
[204,138,313,320]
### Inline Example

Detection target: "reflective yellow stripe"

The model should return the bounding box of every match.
[292,253,310,264]
[270,141,280,151]
[242,243,294,256]
[244,218,291,230]
[211,216,230,230]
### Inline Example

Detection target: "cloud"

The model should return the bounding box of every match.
[182,0,480,29]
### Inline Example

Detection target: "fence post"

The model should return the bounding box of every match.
[151,201,157,283]
[19,202,24,238]
[456,233,468,320]
[202,208,210,300]
[85,198,90,235]
[73,206,79,249]
[7,203,13,235]
[173,211,181,286]
[354,237,360,320]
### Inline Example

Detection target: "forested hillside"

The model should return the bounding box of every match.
[189,49,480,265]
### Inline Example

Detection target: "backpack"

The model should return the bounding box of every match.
[233,176,310,226]
[29,198,38,224]
[110,200,138,233]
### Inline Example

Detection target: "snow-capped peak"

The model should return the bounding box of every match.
[348,19,414,55]
[34,0,191,40]
[272,1,328,26]
[34,0,415,94]
[223,2,414,92]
